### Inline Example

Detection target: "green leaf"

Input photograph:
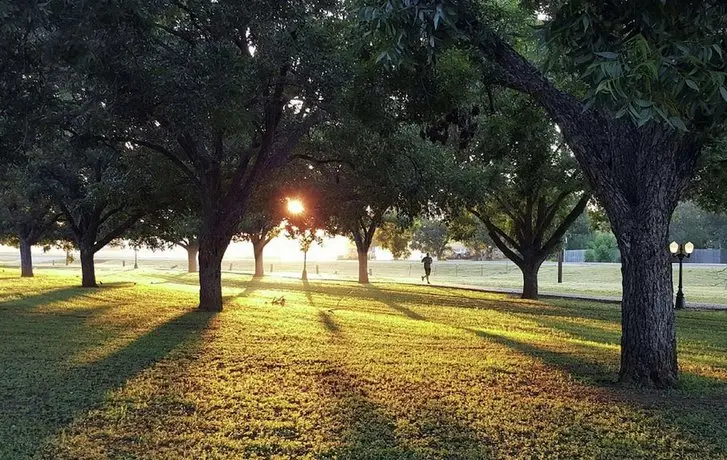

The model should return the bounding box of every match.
[720,86,727,103]
[713,44,723,59]
[594,51,619,60]
[635,99,652,108]
[685,79,699,91]
[668,116,688,132]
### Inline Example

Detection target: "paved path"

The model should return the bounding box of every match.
[235,270,727,311]
[416,281,727,311]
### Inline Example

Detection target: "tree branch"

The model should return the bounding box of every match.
[471,208,522,255]
[541,193,590,256]
[92,211,147,253]
[473,211,524,266]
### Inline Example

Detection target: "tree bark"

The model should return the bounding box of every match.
[198,230,228,312]
[520,259,542,300]
[357,251,369,284]
[478,32,701,386]
[252,239,265,278]
[80,247,97,287]
[19,237,33,278]
[607,187,680,387]
[186,241,199,273]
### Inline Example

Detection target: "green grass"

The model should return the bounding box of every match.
[3,255,725,305]
[1,270,727,459]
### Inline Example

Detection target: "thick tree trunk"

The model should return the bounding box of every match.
[80,247,97,287]
[521,267,538,300]
[19,238,33,278]
[475,28,699,387]
[186,242,199,273]
[198,230,228,311]
[252,240,265,278]
[611,202,678,387]
[519,257,543,300]
[357,251,369,284]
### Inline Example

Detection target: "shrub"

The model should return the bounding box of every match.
[585,232,620,262]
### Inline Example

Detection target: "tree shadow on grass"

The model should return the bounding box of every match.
[0,286,89,312]
[315,368,490,459]
[318,310,341,336]
[0,305,215,459]
[467,327,727,456]
[302,279,316,307]
[366,284,426,321]
[466,328,617,385]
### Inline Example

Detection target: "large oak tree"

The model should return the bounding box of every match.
[364,0,727,387]
[51,0,350,310]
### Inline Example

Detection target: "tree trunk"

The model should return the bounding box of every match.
[520,257,543,300]
[252,239,265,278]
[475,28,698,387]
[19,238,33,278]
[186,242,199,273]
[198,230,228,312]
[80,247,97,287]
[357,251,369,284]
[611,202,678,388]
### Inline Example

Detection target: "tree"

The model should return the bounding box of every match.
[52,1,349,310]
[447,212,494,259]
[585,232,620,263]
[669,201,727,249]
[364,0,727,387]
[411,219,451,259]
[129,209,201,273]
[692,140,727,216]
[446,93,588,299]
[284,208,323,281]
[372,215,414,260]
[302,121,439,283]
[0,166,60,277]
[37,142,161,287]
[565,213,595,250]
[236,180,288,279]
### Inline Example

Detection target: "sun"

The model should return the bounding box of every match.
[287,198,304,215]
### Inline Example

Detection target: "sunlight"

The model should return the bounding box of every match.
[287,198,304,215]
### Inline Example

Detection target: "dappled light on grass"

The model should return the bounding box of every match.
[1,272,726,458]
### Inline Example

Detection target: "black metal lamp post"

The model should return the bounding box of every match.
[669,241,694,309]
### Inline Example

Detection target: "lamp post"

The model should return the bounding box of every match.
[669,241,694,310]
[557,235,567,284]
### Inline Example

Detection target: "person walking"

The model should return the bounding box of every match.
[421,253,433,284]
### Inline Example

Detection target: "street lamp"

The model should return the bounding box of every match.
[669,241,694,309]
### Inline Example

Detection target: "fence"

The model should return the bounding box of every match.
[565,248,727,264]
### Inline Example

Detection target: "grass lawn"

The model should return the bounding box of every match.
[1,270,727,459]
[4,252,726,305]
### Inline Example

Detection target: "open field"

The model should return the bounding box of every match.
[2,252,726,305]
[1,270,726,458]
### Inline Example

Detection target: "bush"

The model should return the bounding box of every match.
[585,232,620,262]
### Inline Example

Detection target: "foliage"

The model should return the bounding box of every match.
[36,141,164,255]
[0,164,60,247]
[585,232,620,263]
[284,207,324,254]
[372,214,414,259]
[447,211,494,259]
[235,171,292,246]
[411,218,451,259]
[565,213,594,250]
[692,139,727,214]
[2,273,727,458]
[669,201,727,249]
[445,91,588,284]
[44,0,353,307]
[542,1,727,131]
